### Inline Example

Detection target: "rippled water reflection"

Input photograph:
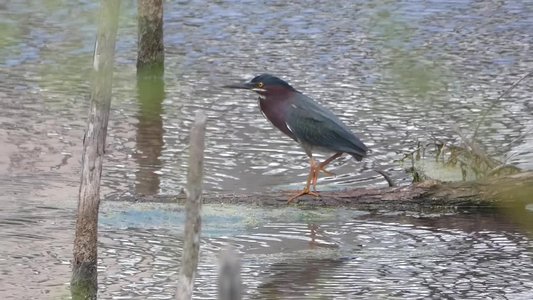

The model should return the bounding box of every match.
[94,203,533,299]
[1,0,532,299]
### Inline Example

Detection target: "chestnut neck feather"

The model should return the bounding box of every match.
[258,86,297,141]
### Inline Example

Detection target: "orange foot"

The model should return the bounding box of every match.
[287,187,319,203]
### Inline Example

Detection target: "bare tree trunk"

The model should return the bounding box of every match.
[71,1,121,299]
[176,111,207,300]
[137,0,164,71]
[218,247,242,300]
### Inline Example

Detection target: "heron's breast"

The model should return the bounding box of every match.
[259,98,295,140]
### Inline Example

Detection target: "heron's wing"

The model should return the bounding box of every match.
[285,94,367,158]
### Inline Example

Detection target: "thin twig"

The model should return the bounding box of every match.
[373,169,396,187]
[472,70,533,141]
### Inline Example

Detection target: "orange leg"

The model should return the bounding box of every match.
[311,152,343,191]
[288,158,320,203]
[288,153,344,203]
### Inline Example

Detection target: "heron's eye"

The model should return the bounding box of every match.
[257,82,264,88]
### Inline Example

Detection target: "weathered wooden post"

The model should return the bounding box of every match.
[137,0,164,71]
[176,111,207,300]
[218,247,242,300]
[71,0,121,299]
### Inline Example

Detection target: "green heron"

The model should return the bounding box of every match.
[224,74,368,202]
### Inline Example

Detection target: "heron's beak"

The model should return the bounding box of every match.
[223,81,254,90]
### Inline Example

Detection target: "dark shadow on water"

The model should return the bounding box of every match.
[257,258,346,298]
[364,207,533,236]
[134,66,165,195]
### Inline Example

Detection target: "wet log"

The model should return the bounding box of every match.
[176,111,207,300]
[71,1,121,299]
[111,172,533,211]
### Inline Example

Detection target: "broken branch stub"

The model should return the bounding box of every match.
[176,111,207,300]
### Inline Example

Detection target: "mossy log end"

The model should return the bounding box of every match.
[111,172,533,211]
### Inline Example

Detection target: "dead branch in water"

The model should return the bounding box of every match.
[109,171,533,211]
[71,1,120,299]
[176,111,207,300]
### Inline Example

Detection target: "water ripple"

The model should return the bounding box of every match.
[94,205,533,299]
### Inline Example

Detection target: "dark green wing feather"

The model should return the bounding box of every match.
[285,93,368,159]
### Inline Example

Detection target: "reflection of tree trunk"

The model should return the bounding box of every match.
[136,0,165,195]
[258,258,345,297]
[137,0,164,71]
[135,69,165,195]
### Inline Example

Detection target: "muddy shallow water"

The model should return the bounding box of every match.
[1,0,532,299]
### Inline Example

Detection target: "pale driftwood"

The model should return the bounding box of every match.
[137,0,164,71]
[218,248,242,300]
[176,111,207,300]
[71,1,121,299]
[109,172,533,211]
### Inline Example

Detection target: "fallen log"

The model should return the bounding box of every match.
[108,172,533,211]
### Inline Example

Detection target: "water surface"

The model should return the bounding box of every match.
[0,0,532,299]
